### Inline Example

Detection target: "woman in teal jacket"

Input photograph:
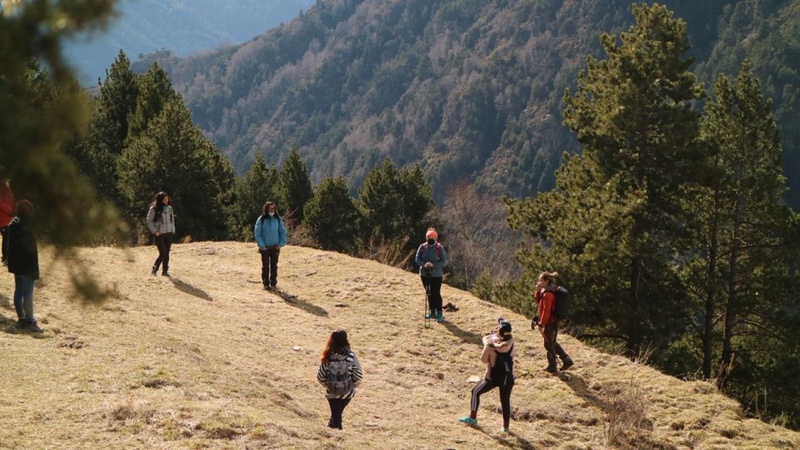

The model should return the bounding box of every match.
[254,201,287,290]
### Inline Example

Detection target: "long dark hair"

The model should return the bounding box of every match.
[320,329,350,362]
[262,200,281,220]
[151,191,169,221]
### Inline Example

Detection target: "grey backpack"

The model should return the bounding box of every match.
[326,358,353,396]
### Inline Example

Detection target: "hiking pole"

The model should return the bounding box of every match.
[424,281,431,328]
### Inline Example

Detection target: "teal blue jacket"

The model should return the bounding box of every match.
[254,214,287,249]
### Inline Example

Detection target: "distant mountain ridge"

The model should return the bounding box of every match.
[150,0,800,205]
[64,0,313,84]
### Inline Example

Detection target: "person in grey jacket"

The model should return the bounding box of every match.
[316,329,363,430]
[146,191,176,276]
[415,228,447,322]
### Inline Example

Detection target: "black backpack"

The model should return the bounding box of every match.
[554,286,570,320]
[490,345,514,387]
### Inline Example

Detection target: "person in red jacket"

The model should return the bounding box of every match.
[0,179,15,265]
[534,271,573,373]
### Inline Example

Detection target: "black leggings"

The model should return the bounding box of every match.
[470,378,514,428]
[153,232,173,273]
[327,397,351,429]
[421,276,443,311]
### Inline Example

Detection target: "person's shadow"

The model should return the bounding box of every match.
[272,289,328,317]
[0,293,10,309]
[442,321,483,346]
[170,278,213,302]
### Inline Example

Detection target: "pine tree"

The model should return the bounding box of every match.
[230,154,281,241]
[304,176,361,252]
[278,148,313,225]
[72,50,140,203]
[359,158,433,262]
[692,61,799,399]
[0,0,123,300]
[511,3,705,356]
[127,63,180,142]
[117,97,234,240]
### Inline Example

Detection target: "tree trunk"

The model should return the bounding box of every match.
[720,198,744,388]
[703,228,718,379]
[626,256,643,359]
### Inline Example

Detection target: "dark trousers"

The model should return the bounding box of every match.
[543,322,570,368]
[260,247,280,287]
[1,226,8,262]
[326,397,351,429]
[421,276,443,311]
[470,378,514,428]
[153,233,173,273]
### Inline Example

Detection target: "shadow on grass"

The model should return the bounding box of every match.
[0,293,10,309]
[442,321,483,346]
[170,278,213,302]
[477,426,537,449]
[560,372,609,411]
[272,289,328,317]
[0,314,48,338]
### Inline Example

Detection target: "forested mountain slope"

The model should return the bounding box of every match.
[64,0,313,84]
[155,0,800,206]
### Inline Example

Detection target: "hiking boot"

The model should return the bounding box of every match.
[436,310,445,323]
[458,416,478,426]
[425,310,435,319]
[162,271,170,277]
[26,321,43,333]
[16,319,28,329]
[500,427,509,433]
[544,366,558,374]
[150,267,157,276]
[560,359,574,371]
[263,284,271,290]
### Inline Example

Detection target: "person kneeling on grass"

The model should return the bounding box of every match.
[459,318,515,433]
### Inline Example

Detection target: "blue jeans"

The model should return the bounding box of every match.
[14,274,35,322]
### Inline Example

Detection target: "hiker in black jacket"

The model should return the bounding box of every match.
[7,200,41,333]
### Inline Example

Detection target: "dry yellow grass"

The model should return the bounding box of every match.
[1,242,798,449]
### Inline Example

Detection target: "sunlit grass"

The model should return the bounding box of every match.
[0,242,797,449]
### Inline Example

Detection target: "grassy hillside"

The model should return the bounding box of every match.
[1,242,798,449]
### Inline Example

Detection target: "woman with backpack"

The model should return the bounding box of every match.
[316,329,363,430]
[254,200,287,290]
[415,227,447,322]
[146,191,175,276]
[534,271,573,373]
[459,318,515,433]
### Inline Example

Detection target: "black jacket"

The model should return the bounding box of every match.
[7,217,39,279]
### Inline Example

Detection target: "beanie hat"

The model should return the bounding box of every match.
[425,229,438,240]
[498,317,512,334]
